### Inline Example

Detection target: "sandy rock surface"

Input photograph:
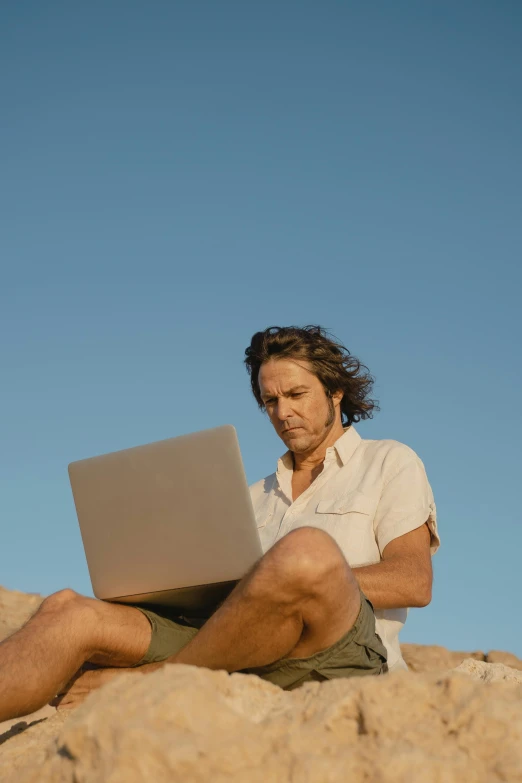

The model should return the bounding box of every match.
[455,657,522,684]
[487,649,522,671]
[0,586,42,641]
[1,585,521,782]
[400,642,486,672]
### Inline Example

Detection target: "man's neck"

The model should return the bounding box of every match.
[292,421,346,473]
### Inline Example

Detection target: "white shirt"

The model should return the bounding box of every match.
[249,426,439,672]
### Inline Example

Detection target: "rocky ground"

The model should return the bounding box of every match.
[0,585,521,782]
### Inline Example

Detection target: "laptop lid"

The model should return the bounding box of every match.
[68,425,262,602]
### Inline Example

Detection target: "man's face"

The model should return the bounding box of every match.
[258,358,342,454]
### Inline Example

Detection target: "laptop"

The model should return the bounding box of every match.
[68,425,263,612]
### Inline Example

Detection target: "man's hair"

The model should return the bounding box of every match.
[244,325,379,427]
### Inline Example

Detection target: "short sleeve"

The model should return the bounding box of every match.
[374,455,439,556]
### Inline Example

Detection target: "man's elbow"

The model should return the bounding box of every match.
[411,577,433,608]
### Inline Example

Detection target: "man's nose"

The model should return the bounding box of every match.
[276,399,293,420]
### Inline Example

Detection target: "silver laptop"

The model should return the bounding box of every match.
[68,425,263,612]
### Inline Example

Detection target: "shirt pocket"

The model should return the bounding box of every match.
[316,490,373,517]
[314,490,379,566]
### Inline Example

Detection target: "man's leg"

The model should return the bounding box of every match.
[5,527,361,717]
[62,527,361,706]
[172,526,361,671]
[0,589,151,722]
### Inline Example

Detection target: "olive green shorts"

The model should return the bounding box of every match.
[133,592,387,690]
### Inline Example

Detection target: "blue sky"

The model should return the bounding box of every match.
[1,1,521,656]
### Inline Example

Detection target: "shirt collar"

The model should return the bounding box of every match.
[331,426,361,466]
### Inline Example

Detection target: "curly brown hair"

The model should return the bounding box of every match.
[244,325,379,427]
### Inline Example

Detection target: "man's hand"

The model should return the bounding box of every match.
[352,522,433,610]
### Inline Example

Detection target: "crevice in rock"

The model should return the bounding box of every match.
[0,718,48,747]
[57,744,76,761]
[356,708,368,736]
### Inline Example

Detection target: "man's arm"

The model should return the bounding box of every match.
[352,522,433,610]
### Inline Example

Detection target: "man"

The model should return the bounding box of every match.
[0,325,438,721]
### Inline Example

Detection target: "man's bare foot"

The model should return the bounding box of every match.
[50,666,142,711]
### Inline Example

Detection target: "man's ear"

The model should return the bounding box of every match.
[332,389,344,407]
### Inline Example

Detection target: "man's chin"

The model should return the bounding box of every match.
[281,431,311,453]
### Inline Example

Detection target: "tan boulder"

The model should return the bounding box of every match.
[1,663,521,783]
[400,642,486,672]
[1,584,522,782]
[400,643,522,674]
[455,657,522,684]
[487,649,522,671]
[0,585,42,642]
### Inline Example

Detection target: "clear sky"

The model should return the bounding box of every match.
[1,1,521,656]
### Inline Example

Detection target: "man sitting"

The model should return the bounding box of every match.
[0,325,438,720]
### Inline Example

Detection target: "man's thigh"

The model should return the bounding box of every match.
[244,592,388,690]
[267,526,362,659]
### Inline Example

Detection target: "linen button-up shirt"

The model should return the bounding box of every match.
[249,426,439,672]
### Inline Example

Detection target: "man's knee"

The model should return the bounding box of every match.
[275,527,346,576]
[41,588,81,611]
[40,589,99,628]
[257,527,351,599]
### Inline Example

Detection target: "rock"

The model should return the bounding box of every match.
[455,657,522,684]
[400,645,522,674]
[401,642,486,672]
[487,650,522,671]
[0,712,67,780]
[0,586,43,642]
[1,584,522,783]
[1,664,522,783]
[0,705,57,744]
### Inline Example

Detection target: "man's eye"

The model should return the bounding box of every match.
[291,393,303,398]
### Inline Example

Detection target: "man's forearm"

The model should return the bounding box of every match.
[352,557,432,610]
